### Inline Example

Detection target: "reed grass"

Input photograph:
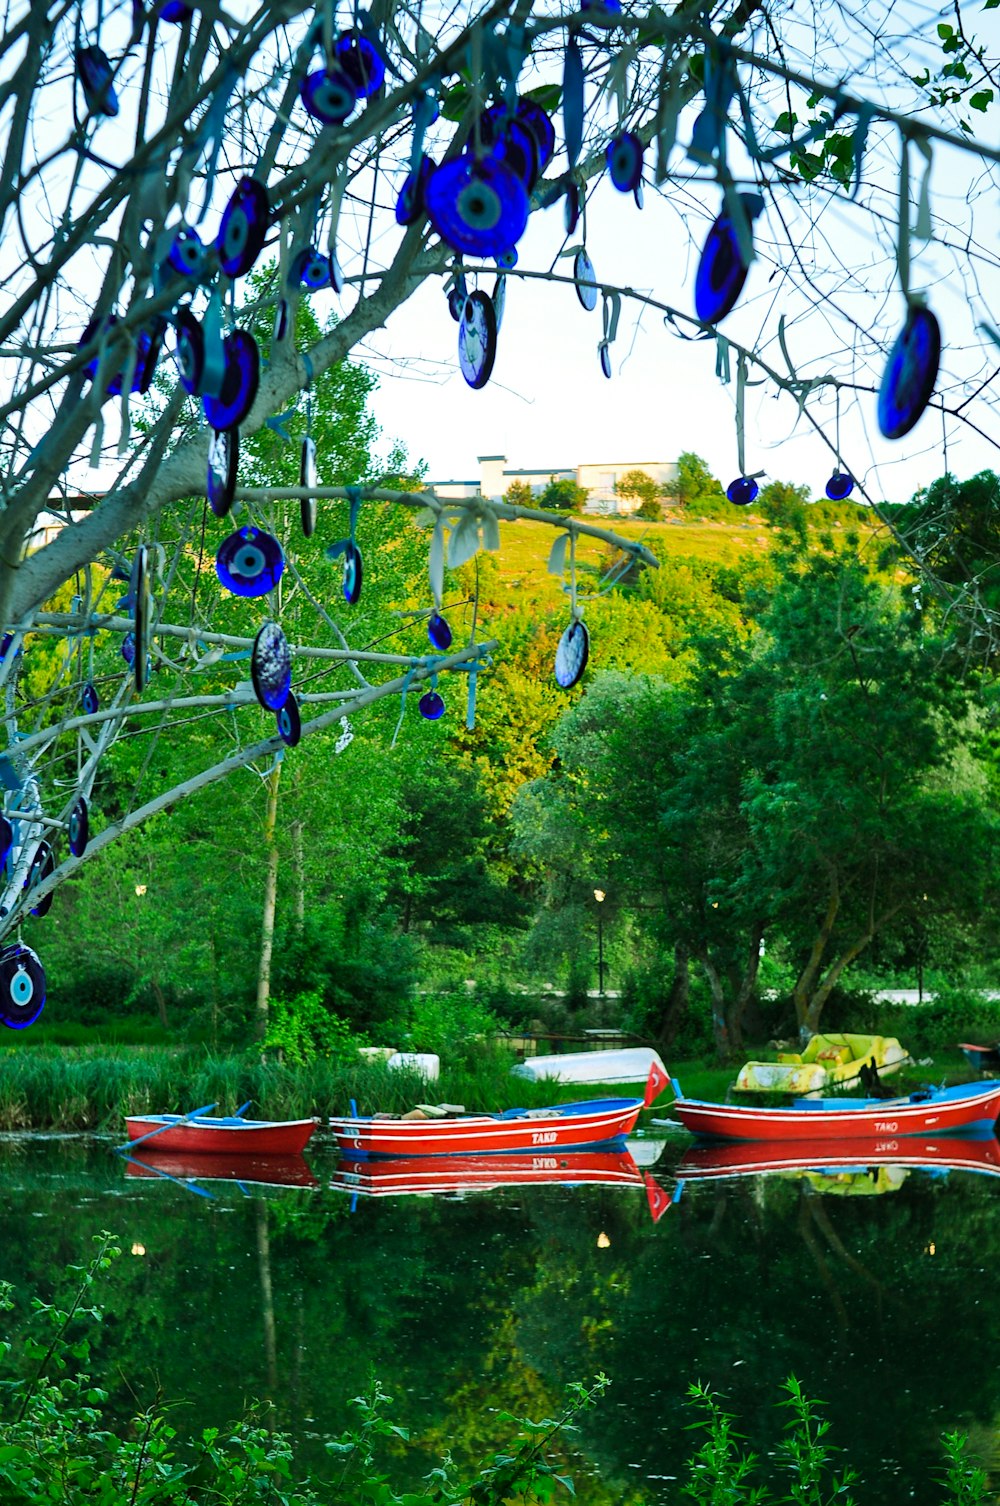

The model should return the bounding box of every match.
[0,1043,565,1131]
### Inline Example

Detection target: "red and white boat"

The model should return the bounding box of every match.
[676,1134,1000,1181]
[123,1113,319,1156]
[657,1075,1000,1142]
[331,1148,647,1197]
[125,1151,320,1189]
[329,1064,668,1159]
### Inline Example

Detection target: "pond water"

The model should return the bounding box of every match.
[3,1130,1000,1503]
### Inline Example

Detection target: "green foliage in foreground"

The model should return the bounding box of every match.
[0,1235,993,1506]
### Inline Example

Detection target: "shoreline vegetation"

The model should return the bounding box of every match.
[0,1234,992,1506]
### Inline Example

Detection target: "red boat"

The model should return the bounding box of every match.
[658,1075,1000,1142]
[676,1134,1000,1181]
[331,1148,647,1197]
[123,1113,319,1155]
[125,1151,320,1189]
[329,1065,668,1159]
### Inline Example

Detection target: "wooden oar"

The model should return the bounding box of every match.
[114,1101,218,1153]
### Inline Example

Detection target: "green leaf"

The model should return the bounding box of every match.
[970,89,994,110]
[936,21,954,37]
[522,83,561,113]
[773,110,798,134]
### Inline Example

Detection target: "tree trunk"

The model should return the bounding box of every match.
[792,882,840,1031]
[151,979,169,1031]
[729,922,765,1051]
[802,903,905,1033]
[655,941,690,1048]
[255,763,282,1043]
[699,953,731,1060]
[290,819,305,928]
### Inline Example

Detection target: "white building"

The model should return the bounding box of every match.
[426,455,678,516]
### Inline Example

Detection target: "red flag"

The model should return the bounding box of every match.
[644,1173,673,1224]
[644,1057,670,1107]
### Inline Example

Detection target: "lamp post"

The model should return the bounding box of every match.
[593,889,606,996]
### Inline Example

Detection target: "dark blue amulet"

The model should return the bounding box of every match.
[77,45,119,117]
[825,471,854,501]
[555,619,589,689]
[428,612,453,650]
[458,291,497,390]
[342,541,363,605]
[202,330,260,431]
[695,194,763,325]
[300,65,357,125]
[217,177,269,278]
[0,944,46,1030]
[726,476,759,506]
[419,690,446,720]
[877,306,941,440]
[425,155,529,259]
[68,795,90,858]
[27,841,55,918]
[207,428,238,517]
[276,691,302,747]
[251,621,292,711]
[607,132,643,193]
[216,527,284,597]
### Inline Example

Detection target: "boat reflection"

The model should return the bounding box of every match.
[124,1150,320,1194]
[675,1133,1000,1194]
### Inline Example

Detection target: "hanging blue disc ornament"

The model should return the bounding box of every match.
[825,471,854,501]
[634,182,644,210]
[607,132,643,192]
[516,98,556,173]
[300,65,357,125]
[216,527,284,597]
[173,309,204,394]
[396,157,436,226]
[300,436,318,537]
[167,225,207,278]
[68,796,90,858]
[600,343,612,379]
[81,682,99,716]
[480,111,539,192]
[447,274,468,322]
[161,1,193,18]
[459,291,497,390]
[217,177,269,278]
[202,330,260,431]
[695,193,764,325]
[574,248,598,311]
[77,45,119,117]
[555,619,589,689]
[0,815,12,866]
[425,156,529,259]
[27,841,55,918]
[251,621,292,711]
[290,246,330,290]
[121,631,136,667]
[273,298,290,342]
[81,316,163,397]
[564,181,581,236]
[335,29,385,97]
[726,476,759,506]
[419,690,446,721]
[276,692,302,747]
[428,613,453,650]
[342,541,363,604]
[131,545,152,693]
[0,944,46,1030]
[877,306,941,440]
[582,0,622,11]
[207,428,238,517]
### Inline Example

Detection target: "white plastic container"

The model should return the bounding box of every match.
[387,1051,440,1081]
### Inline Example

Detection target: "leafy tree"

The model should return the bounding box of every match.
[757,479,812,535]
[614,471,663,520]
[504,480,535,507]
[660,454,726,512]
[539,477,590,515]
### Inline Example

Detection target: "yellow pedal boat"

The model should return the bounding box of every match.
[734,1033,909,1096]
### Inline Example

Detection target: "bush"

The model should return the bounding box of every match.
[404,991,500,1055]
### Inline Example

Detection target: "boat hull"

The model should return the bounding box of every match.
[677,1133,1000,1181]
[329,1096,642,1158]
[666,1081,1000,1142]
[332,1148,645,1197]
[125,1151,319,1188]
[124,1115,319,1155]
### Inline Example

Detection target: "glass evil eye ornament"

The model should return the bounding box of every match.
[300,436,318,537]
[554,618,589,689]
[81,682,99,715]
[276,691,302,747]
[447,274,468,322]
[342,541,363,605]
[695,193,764,325]
[217,177,269,278]
[130,545,152,693]
[216,527,284,598]
[0,815,12,867]
[425,156,529,260]
[428,612,453,650]
[173,309,204,394]
[68,795,90,859]
[564,181,581,237]
[419,690,446,720]
[77,45,119,117]
[300,65,357,125]
[202,330,260,431]
[877,306,941,440]
[458,291,498,390]
[574,248,598,311]
[335,30,385,97]
[251,621,292,711]
[825,471,854,501]
[290,246,330,290]
[121,631,136,667]
[0,944,46,1030]
[207,428,238,517]
[396,156,436,226]
[727,476,759,506]
[515,98,556,174]
[167,226,206,279]
[607,132,643,193]
[27,841,55,918]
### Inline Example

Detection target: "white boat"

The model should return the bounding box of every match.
[511,1046,667,1087]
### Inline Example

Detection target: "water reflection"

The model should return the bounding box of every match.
[2,1133,1000,1503]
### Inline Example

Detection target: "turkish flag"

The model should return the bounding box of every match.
[644,1173,673,1223]
[644,1058,671,1107]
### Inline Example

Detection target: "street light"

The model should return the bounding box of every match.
[593,889,606,996]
